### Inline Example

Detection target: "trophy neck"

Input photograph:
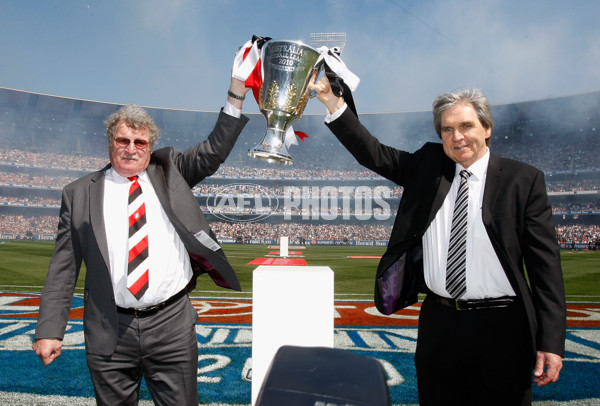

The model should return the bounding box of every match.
[247,128,293,165]
[260,108,302,133]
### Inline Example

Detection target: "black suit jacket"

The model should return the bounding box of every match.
[35,110,249,356]
[327,108,566,357]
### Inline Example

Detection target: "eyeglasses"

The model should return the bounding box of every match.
[114,137,150,149]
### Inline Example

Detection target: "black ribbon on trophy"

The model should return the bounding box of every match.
[232,35,360,165]
[322,47,358,118]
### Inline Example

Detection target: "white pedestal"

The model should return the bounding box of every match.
[279,236,289,257]
[251,265,334,405]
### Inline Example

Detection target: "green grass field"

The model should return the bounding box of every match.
[1,240,599,301]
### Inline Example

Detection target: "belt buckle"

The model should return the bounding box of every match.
[488,298,513,309]
[133,304,159,317]
[455,300,470,311]
[455,297,514,311]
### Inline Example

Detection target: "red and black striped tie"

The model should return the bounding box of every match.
[127,176,149,300]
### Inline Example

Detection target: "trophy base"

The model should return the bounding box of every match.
[248,148,293,165]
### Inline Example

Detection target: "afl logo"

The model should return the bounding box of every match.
[206,183,279,223]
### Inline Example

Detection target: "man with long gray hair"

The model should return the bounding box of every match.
[310,77,566,405]
[32,64,251,404]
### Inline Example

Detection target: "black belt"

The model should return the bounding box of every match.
[430,293,515,311]
[116,287,188,317]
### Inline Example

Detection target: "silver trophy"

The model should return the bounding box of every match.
[248,40,323,165]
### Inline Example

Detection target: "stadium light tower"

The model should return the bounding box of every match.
[310,32,346,54]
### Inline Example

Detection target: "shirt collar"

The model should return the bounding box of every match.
[455,147,489,181]
[107,167,148,184]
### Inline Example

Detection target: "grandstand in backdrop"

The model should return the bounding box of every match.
[1,86,599,249]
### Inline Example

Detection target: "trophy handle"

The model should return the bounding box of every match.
[308,62,325,99]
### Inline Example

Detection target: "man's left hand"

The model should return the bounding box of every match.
[533,351,562,386]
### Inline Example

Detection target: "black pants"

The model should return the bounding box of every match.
[86,294,199,406]
[415,295,532,406]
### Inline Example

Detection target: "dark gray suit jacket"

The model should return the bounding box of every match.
[35,110,249,356]
[327,108,566,358]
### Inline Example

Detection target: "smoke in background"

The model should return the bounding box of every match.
[1,87,598,174]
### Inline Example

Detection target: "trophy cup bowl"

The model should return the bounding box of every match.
[248,40,323,165]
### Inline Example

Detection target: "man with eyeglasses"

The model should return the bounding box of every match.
[32,69,250,404]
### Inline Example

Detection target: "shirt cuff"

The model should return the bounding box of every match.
[324,103,348,123]
[223,100,241,118]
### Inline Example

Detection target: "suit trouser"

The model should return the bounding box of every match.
[415,294,532,406]
[86,294,199,406]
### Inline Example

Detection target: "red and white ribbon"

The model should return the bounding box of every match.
[232,35,270,103]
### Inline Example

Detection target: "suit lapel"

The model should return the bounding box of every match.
[89,167,110,268]
[480,153,520,291]
[427,157,455,224]
[146,164,169,208]
[146,164,189,234]
[482,153,503,225]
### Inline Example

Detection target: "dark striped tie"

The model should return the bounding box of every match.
[445,169,472,299]
[127,176,149,300]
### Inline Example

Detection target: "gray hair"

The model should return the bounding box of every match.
[104,104,160,148]
[432,88,494,141]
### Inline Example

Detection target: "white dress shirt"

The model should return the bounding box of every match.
[325,104,514,299]
[102,101,240,307]
[423,149,515,299]
[104,169,193,308]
